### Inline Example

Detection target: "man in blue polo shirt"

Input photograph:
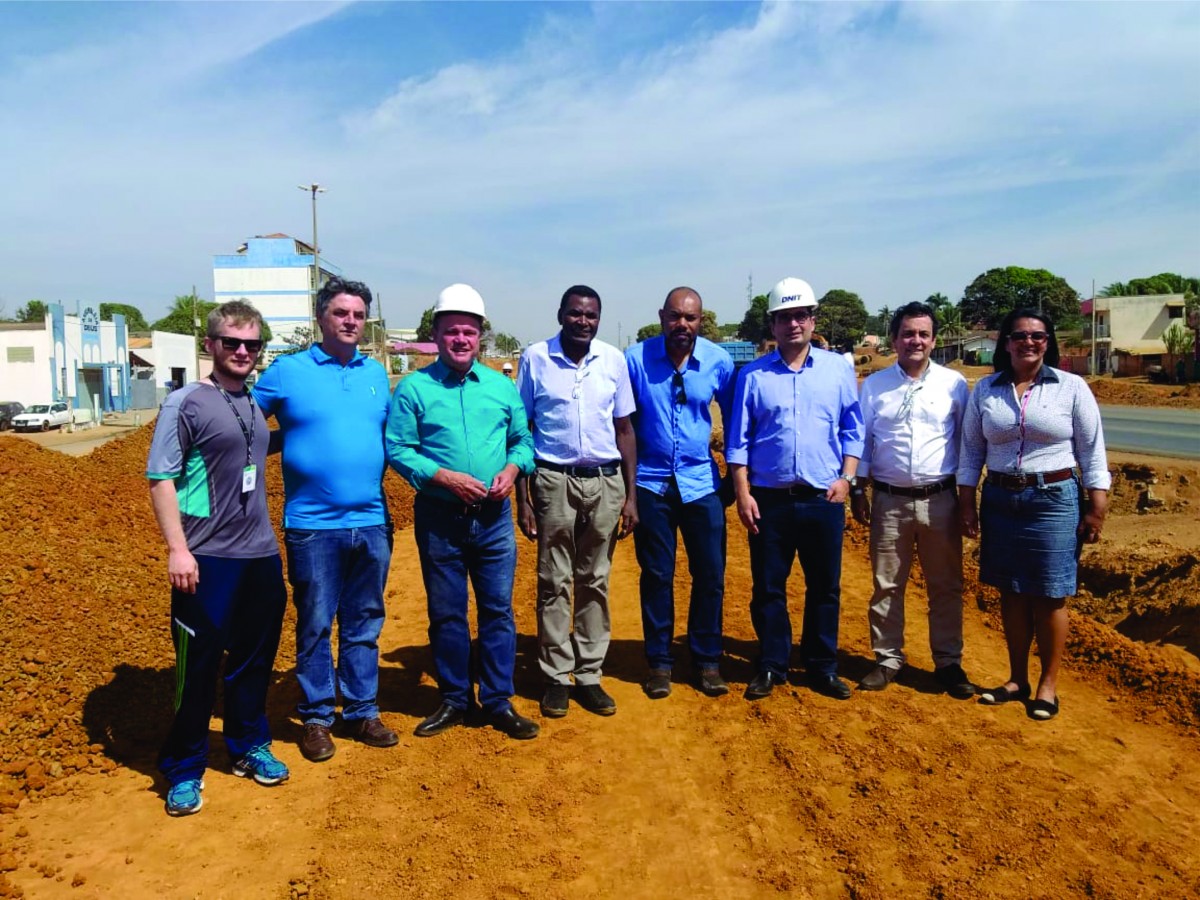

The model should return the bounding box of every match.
[726,276,864,702]
[626,287,735,700]
[253,277,396,762]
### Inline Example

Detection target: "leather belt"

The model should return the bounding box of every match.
[751,483,826,500]
[986,468,1075,490]
[536,459,620,478]
[421,495,503,517]
[871,476,956,498]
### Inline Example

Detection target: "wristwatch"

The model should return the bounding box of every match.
[844,474,865,496]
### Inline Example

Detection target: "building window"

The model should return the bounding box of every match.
[6,346,34,363]
[1168,306,1183,319]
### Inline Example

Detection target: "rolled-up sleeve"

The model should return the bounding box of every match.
[725,368,752,466]
[956,385,987,488]
[505,392,535,475]
[837,368,865,460]
[1072,383,1112,489]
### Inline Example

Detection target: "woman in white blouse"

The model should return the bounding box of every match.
[957,308,1110,721]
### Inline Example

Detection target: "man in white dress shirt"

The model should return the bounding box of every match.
[516,285,638,719]
[851,302,975,698]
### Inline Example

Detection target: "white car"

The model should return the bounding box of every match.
[12,402,72,432]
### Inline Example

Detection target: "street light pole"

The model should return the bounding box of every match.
[298,183,326,346]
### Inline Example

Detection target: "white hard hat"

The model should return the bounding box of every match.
[434,283,486,319]
[767,277,818,314]
[502,362,513,371]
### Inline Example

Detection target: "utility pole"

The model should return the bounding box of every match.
[192,283,200,382]
[298,183,326,346]
[1090,279,1097,377]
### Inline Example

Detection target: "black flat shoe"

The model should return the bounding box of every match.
[413,702,465,737]
[744,670,785,700]
[1029,697,1060,721]
[806,673,852,701]
[977,684,1031,706]
[489,706,540,740]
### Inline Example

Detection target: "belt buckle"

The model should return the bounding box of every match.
[465,501,484,515]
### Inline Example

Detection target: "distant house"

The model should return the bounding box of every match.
[1082,293,1189,376]
[933,331,996,365]
[390,341,438,355]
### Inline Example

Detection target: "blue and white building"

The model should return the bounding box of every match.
[212,233,341,356]
[0,304,130,414]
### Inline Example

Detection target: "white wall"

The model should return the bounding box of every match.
[0,328,52,405]
[150,331,200,387]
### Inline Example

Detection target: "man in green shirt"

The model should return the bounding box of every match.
[386,283,539,740]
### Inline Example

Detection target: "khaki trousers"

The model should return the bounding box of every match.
[531,468,625,685]
[867,488,964,669]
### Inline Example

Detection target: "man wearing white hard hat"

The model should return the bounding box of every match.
[726,277,864,702]
[386,284,540,740]
[515,285,638,720]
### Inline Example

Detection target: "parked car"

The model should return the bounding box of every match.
[0,401,25,431]
[11,402,72,432]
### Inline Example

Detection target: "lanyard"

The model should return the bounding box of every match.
[1015,382,1035,470]
[209,376,256,466]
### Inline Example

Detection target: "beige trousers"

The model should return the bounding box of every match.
[531,468,625,685]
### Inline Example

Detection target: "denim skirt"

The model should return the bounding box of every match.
[979,476,1082,598]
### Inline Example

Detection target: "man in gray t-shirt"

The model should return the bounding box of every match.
[145,300,289,817]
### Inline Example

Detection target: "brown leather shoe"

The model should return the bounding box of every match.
[300,723,335,762]
[346,717,399,748]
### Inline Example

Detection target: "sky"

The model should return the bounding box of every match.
[2,0,1198,344]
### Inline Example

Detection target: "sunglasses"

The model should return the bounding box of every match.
[216,336,264,353]
[672,371,688,405]
[1008,331,1049,344]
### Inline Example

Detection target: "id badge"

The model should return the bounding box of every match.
[242,464,257,493]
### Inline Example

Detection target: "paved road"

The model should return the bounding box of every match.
[1100,405,1200,459]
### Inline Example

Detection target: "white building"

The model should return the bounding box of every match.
[1084,294,1189,355]
[213,233,341,355]
[0,304,130,414]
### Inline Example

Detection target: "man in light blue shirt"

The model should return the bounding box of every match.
[516,285,638,720]
[626,287,735,700]
[727,277,864,702]
[253,277,397,762]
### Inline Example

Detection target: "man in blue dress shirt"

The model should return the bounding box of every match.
[726,277,864,701]
[626,287,735,699]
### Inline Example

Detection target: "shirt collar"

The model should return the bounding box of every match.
[994,364,1060,386]
[549,332,598,365]
[768,348,814,371]
[650,334,708,371]
[309,343,363,367]
[430,357,482,384]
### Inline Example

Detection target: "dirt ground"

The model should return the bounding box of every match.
[1,411,1198,898]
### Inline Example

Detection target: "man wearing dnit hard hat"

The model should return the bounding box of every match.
[725,277,864,703]
[386,284,540,741]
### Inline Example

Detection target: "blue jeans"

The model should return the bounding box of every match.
[285,524,392,726]
[747,489,845,678]
[413,495,518,714]
[159,554,286,784]
[633,483,726,670]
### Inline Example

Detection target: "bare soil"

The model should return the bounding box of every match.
[0,421,1198,898]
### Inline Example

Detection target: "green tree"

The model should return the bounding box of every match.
[700,309,721,343]
[960,267,1081,329]
[739,294,771,342]
[16,300,49,323]
[815,289,868,349]
[276,326,313,356]
[100,303,149,331]
[1101,273,1198,297]
[494,332,521,356]
[416,306,436,342]
[864,304,892,337]
[152,294,271,350]
[1162,322,1193,356]
[636,323,662,342]
[718,322,740,339]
